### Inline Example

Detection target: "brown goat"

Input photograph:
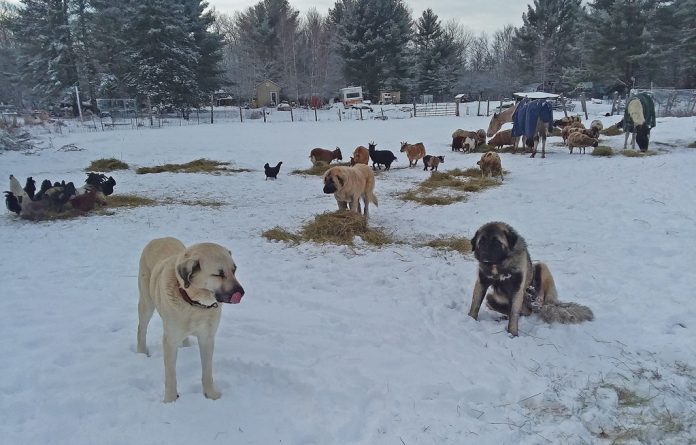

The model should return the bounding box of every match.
[400,142,426,167]
[477,151,504,181]
[566,132,599,154]
[351,145,369,165]
[310,147,343,166]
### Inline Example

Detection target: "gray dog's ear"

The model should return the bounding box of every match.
[504,228,518,248]
[471,229,480,250]
[176,258,200,288]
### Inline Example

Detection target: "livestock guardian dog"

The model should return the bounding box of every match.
[137,237,245,402]
[323,164,378,219]
[468,222,593,337]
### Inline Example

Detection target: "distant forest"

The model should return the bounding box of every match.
[1,0,694,110]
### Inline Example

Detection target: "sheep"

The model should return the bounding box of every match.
[310,147,342,166]
[400,142,426,167]
[422,155,444,171]
[351,145,370,166]
[477,151,504,181]
[553,115,582,128]
[566,132,598,154]
[368,142,397,170]
[488,130,516,150]
[561,125,586,145]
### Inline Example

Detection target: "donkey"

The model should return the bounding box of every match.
[487,104,523,151]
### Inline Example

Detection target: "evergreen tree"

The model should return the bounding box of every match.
[676,0,696,87]
[413,9,443,97]
[123,0,200,110]
[14,0,79,104]
[0,1,22,105]
[512,0,583,91]
[330,0,412,100]
[181,0,224,100]
[584,0,655,87]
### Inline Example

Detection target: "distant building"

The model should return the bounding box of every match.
[379,91,400,105]
[255,80,281,108]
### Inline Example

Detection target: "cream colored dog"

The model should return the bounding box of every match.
[323,164,378,219]
[137,237,245,403]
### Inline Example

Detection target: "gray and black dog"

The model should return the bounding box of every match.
[468,222,594,336]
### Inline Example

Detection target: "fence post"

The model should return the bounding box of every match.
[314,107,318,121]
[359,108,363,120]
[580,93,588,120]
[290,107,294,122]
[486,97,490,116]
[477,94,482,116]
[210,94,214,124]
[413,99,417,117]
[610,92,619,115]
[239,106,243,123]
[560,95,568,117]
[263,108,266,123]
[338,107,342,121]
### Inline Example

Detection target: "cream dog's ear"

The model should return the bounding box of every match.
[176,258,200,288]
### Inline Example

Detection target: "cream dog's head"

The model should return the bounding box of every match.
[323,166,348,194]
[175,243,245,306]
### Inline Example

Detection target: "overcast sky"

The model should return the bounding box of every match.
[209,0,527,35]
[5,0,528,35]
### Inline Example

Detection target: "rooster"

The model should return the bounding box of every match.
[264,161,283,180]
[4,191,21,214]
[34,179,53,201]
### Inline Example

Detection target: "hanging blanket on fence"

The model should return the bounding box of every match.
[623,93,656,132]
[511,99,554,139]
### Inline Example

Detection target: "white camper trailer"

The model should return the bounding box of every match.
[339,86,364,108]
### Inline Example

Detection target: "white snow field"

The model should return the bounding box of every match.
[1,105,695,444]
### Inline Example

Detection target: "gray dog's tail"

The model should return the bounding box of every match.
[538,302,594,324]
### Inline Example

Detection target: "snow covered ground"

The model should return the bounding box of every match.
[1,104,695,444]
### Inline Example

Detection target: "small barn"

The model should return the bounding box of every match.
[256,80,281,108]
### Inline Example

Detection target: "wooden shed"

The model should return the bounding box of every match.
[256,80,281,108]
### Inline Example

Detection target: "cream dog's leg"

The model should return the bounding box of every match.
[198,332,221,400]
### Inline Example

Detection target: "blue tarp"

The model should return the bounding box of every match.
[511,99,554,139]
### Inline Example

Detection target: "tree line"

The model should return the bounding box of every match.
[0,0,694,112]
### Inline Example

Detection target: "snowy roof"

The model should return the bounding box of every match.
[454,94,467,99]
[513,92,560,99]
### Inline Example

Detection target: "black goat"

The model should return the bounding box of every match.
[367,142,397,171]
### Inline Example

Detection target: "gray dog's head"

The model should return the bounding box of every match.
[471,222,520,264]
[176,243,245,305]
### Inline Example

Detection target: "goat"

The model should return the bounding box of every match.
[400,142,426,167]
[477,152,504,181]
[422,155,444,171]
[310,147,342,166]
[351,145,370,165]
[368,142,397,171]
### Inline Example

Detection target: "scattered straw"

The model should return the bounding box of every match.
[85,158,129,172]
[105,194,158,208]
[601,126,623,136]
[292,162,350,176]
[136,158,250,174]
[262,227,302,244]
[399,168,499,206]
[263,211,393,246]
[423,236,472,254]
[591,146,614,157]
[620,150,657,157]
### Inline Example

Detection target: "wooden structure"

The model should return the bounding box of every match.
[256,80,281,108]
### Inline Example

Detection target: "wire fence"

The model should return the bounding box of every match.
[11,104,417,136]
